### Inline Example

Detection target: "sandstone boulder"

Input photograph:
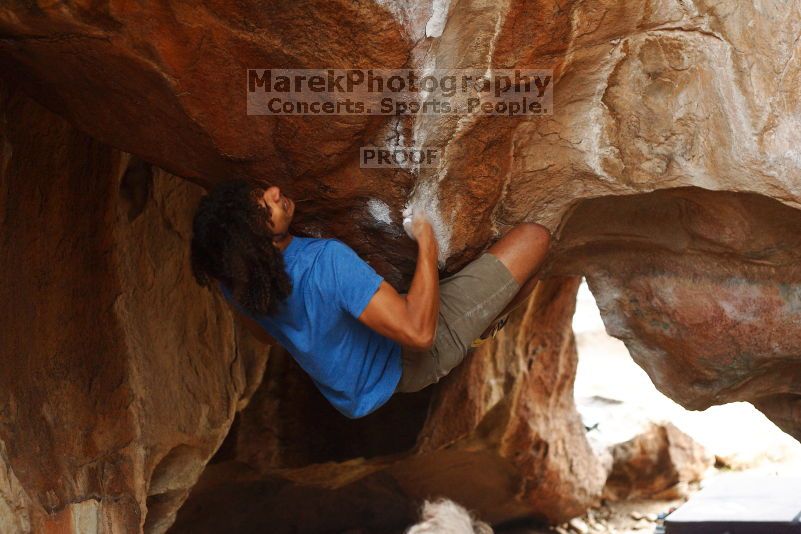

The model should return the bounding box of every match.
[552,188,801,442]
[2,0,801,532]
[2,1,800,440]
[0,83,605,531]
[603,423,712,501]
[0,82,266,533]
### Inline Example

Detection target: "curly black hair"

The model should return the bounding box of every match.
[190,180,292,316]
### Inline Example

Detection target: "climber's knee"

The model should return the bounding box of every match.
[487,222,551,284]
[515,222,551,248]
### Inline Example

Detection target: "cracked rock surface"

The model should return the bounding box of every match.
[0,84,265,532]
[2,0,801,532]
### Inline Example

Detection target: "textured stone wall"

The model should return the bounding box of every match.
[0,83,266,533]
[2,0,801,532]
[0,81,604,532]
[551,188,801,441]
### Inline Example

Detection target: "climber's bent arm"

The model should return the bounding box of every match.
[358,218,439,351]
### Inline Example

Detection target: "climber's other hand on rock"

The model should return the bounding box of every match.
[401,206,436,251]
[411,213,436,249]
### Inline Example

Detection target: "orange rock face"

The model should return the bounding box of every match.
[2,0,801,532]
[0,84,266,532]
[553,189,801,442]
[0,84,605,532]
[604,423,712,501]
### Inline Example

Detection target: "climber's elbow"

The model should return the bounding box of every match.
[407,328,435,352]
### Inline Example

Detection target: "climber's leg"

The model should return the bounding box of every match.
[487,222,550,291]
[394,223,550,393]
[474,274,541,342]
[498,273,541,318]
[478,223,551,336]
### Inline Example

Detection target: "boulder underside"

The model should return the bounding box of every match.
[2,0,801,532]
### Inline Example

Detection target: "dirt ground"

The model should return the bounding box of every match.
[496,497,683,534]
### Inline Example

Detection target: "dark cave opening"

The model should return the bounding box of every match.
[211,346,436,470]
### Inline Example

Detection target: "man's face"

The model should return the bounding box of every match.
[258,185,294,238]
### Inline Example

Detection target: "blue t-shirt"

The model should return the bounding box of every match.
[221,236,402,418]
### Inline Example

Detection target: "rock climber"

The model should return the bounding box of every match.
[190,180,551,418]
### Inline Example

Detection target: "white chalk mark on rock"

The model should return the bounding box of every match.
[403,181,451,266]
[425,0,451,38]
[367,198,393,225]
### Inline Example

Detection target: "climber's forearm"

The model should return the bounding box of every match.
[402,232,439,349]
[358,219,439,351]
[357,233,439,350]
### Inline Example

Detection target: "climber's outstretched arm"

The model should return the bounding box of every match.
[358,216,439,351]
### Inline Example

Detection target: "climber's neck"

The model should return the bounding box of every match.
[273,232,294,252]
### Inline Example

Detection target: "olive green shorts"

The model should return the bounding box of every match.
[394,252,521,393]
